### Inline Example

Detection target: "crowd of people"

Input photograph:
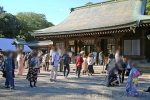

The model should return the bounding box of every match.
[0,48,149,97]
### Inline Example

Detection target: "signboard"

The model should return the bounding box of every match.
[83,40,94,45]
[69,41,74,45]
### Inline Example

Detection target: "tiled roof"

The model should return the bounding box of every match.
[32,0,150,36]
[12,38,27,45]
[0,38,31,51]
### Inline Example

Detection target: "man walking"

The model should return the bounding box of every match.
[62,49,70,79]
[99,51,104,65]
[44,51,50,71]
[50,47,60,82]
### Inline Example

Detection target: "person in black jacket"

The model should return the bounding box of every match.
[62,50,70,79]
[104,62,124,87]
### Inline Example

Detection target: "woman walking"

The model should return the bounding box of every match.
[4,51,16,90]
[82,54,88,74]
[27,51,40,88]
[87,53,94,75]
[17,50,24,76]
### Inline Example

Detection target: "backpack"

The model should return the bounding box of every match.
[45,54,49,61]
[28,58,36,67]
[133,70,140,78]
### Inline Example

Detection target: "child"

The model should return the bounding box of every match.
[126,62,140,96]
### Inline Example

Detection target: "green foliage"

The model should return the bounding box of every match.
[85,2,93,6]
[146,0,150,15]
[0,13,20,38]
[0,6,6,14]
[0,6,54,42]
[16,12,54,41]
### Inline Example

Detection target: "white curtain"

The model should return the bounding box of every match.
[124,40,132,55]
[124,39,140,56]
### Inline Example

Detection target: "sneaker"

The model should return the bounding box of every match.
[29,85,33,88]
[10,87,17,90]
[33,86,36,88]
[65,76,67,79]
[50,79,53,82]
[53,80,56,82]
[5,86,10,88]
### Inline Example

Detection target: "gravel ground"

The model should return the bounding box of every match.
[0,68,149,100]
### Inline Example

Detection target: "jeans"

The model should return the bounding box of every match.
[64,64,70,76]
[59,60,63,72]
[50,66,58,80]
[121,69,125,83]
[5,71,14,87]
[77,67,81,77]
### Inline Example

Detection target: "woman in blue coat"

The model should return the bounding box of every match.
[4,51,16,90]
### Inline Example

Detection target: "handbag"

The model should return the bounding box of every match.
[105,59,112,70]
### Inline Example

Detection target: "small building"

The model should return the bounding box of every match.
[27,40,53,53]
[32,0,150,60]
[12,38,27,50]
[0,38,31,52]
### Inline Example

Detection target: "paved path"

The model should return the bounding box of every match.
[0,68,150,100]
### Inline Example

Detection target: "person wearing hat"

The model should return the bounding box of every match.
[75,53,83,78]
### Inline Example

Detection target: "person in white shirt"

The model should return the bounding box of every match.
[93,51,97,65]
[87,53,94,75]
[50,47,60,82]
[115,50,121,63]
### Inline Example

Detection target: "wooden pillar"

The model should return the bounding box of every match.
[48,46,50,53]
[115,37,119,51]
[65,39,69,50]
[142,30,146,59]
[75,40,77,56]
[94,37,98,51]
[53,40,56,47]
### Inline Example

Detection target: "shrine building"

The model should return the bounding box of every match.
[32,0,150,60]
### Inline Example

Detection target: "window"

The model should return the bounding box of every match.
[56,42,65,50]
[124,39,140,55]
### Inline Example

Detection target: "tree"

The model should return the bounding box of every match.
[0,13,20,38]
[0,6,6,14]
[85,2,93,6]
[146,0,150,15]
[16,12,54,41]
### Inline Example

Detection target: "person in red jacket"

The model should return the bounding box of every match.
[76,54,83,78]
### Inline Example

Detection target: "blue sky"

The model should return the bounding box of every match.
[1,0,107,25]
